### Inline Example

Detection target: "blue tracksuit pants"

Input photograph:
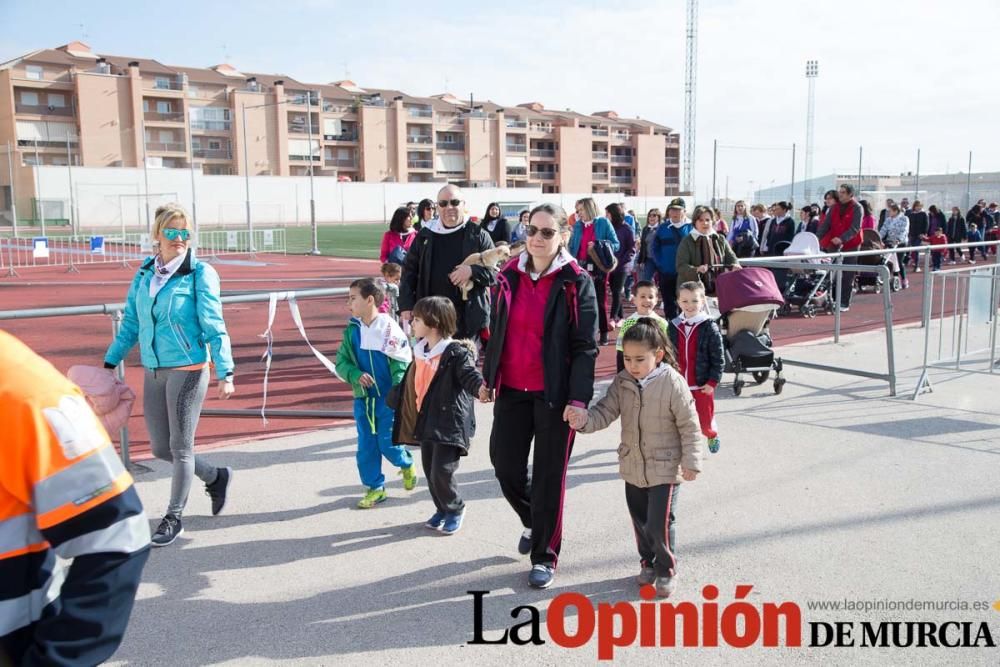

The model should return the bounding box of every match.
[353,396,412,489]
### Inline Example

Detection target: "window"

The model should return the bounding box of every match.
[156,101,171,114]
[142,100,150,112]
[208,140,221,150]
[187,86,199,99]
[47,93,65,108]
[26,65,43,80]
[155,77,171,90]
[159,130,174,142]
[21,91,39,106]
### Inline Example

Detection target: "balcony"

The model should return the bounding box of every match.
[289,154,322,162]
[506,119,528,129]
[407,159,433,169]
[151,79,184,91]
[144,110,185,123]
[611,131,631,141]
[505,143,526,153]
[146,141,186,152]
[529,123,553,133]
[664,159,680,167]
[286,94,319,106]
[506,167,527,177]
[664,177,680,185]
[436,141,465,151]
[325,131,358,142]
[190,120,231,132]
[610,155,633,164]
[407,135,432,145]
[592,171,609,181]
[193,147,231,159]
[530,171,556,180]
[326,157,357,168]
[591,128,609,137]
[288,125,320,135]
[592,151,609,160]
[323,102,354,113]
[407,107,434,118]
[611,175,633,184]
[17,139,78,149]
[530,149,556,158]
[15,103,73,117]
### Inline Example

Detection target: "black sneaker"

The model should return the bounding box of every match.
[151,514,183,547]
[517,528,532,555]
[528,564,555,589]
[206,467,233,516]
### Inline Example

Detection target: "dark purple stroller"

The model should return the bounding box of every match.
[716,268,786,395]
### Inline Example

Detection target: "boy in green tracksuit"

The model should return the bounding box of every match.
[335,278,417,508]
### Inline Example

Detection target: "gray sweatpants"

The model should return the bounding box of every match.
[144,367,217,517]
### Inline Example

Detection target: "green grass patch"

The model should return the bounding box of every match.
[283,223,385,258]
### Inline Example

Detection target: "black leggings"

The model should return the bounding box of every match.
[609,270,627,321]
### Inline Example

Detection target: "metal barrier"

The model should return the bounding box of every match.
[740,239,1000,397]
[912,260,1000,399]
[0,286,349,469]
[0,228,286,274]
[735,258,898,395]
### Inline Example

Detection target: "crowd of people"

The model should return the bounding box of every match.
[5,181,997,664]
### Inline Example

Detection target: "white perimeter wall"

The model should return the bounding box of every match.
[34,166,691,229]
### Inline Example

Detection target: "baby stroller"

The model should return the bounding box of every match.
[716,267,786,396]
[855,229,900,293]
[779,232,833,318]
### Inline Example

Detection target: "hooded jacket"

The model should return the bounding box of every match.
[388,339,483,452]
[568,216,620,259]
[668,313,725,388]
[483,248,599,409]
[579,364,703,488]
[652,220,693,275]
[104,250,234,380]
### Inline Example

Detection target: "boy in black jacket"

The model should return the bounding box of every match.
[668,282,725,454]
[389,297,487,535]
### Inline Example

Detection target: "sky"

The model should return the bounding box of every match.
[3,0,1000,202]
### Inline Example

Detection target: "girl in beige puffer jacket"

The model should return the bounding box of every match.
[570,318,703,598]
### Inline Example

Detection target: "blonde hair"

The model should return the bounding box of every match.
[152,203,192,243]
[574,197,599,222]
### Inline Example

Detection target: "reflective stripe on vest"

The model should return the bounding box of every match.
[0,513,46,560]
[0,558,67,636]
[33,445,127,528]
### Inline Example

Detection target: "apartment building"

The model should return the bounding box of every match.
[0,42,681,215]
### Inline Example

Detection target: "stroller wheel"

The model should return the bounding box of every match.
[733,381,743,397]
[801,305,814,318]
[752,371,770,384]
[773,378,786,395]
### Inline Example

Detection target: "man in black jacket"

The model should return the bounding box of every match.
[906,200,929,269]
[399,184,497,340]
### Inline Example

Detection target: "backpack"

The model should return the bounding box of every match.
[387,245,408,265]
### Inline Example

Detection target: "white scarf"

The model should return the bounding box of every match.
[357,313,412,363]
[149,252,187,299]
[425,217,467,235]
[672,311,710,329]
[519,247,575,280]
[638,362,671,389]
[414,337,452,361]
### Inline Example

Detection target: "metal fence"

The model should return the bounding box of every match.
[0,286,349,469]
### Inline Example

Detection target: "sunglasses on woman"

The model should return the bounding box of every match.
[162,228,191,241]
[437,199,462,208]
[526,225,558,240]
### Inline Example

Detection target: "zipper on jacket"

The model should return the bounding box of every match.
[637,383,648,486]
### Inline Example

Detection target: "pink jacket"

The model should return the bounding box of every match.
[67,365,136,435]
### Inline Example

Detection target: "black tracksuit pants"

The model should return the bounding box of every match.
[420,442,464,515]
[658,272,680,319]
[489,388,575,567]
[625,482,680,578]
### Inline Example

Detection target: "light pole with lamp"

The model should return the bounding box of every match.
[241,90,321,255]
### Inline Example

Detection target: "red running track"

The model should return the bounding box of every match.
[0,255,938,460]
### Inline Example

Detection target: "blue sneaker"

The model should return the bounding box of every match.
[528,564,555,589]
[425,511,445,530]
[441,511,465,535]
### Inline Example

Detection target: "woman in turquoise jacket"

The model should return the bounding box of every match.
[568,197,620,344]
[104,204,235,547]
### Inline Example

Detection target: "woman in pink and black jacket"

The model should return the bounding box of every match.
[482,203,598,590]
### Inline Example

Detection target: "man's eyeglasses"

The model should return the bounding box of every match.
[438,199,462,208]
[162,228,191,241]
[525,225,558,240]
